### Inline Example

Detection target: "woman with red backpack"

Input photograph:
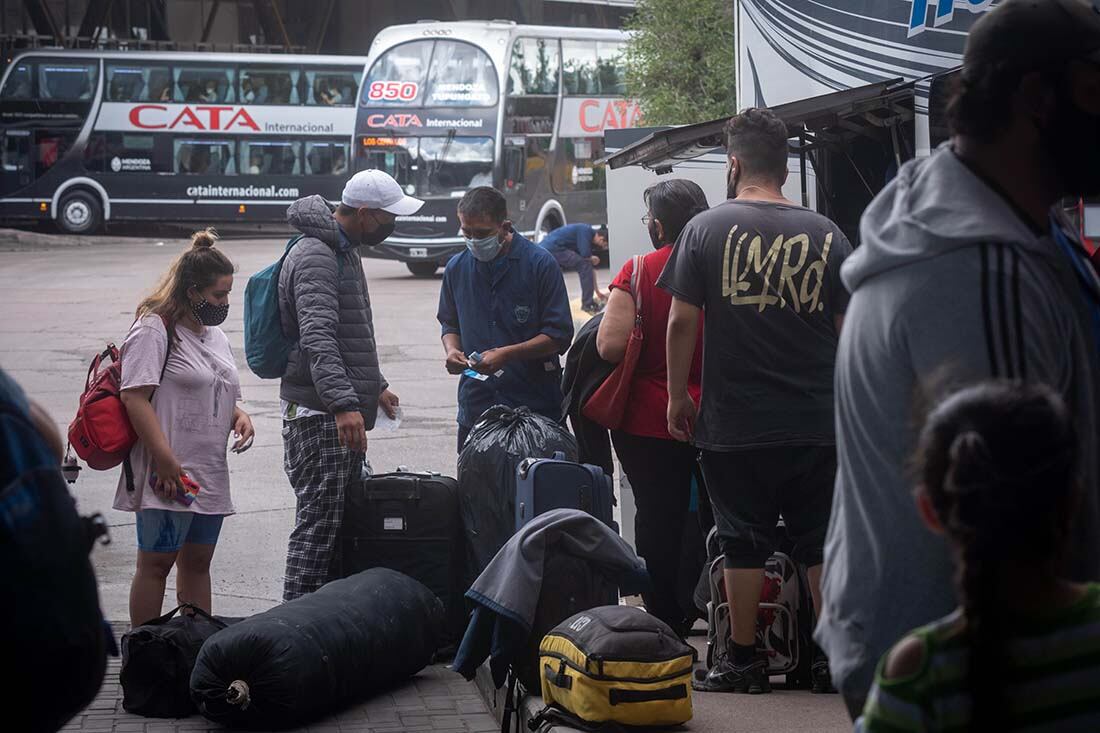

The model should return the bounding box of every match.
[116,229,253,627]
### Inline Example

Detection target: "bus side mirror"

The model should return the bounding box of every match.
[504,146,525,189]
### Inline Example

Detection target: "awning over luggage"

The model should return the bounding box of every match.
[603,78,915,173]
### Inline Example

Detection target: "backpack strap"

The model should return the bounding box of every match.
[629,255,645,326]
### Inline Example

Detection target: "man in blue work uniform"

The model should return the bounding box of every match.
[438,187,575,451]
[540,222,609,314]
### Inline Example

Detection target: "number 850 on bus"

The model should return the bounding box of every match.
[367,81,418,101]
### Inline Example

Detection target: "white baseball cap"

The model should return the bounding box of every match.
[341,169,424,215]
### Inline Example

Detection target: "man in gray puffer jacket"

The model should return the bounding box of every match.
[278,170,422,601]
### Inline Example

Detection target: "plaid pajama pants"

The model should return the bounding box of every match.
[282,413,362,602]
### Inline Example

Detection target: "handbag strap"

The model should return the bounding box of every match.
[629,255,645,326]
[140,602,226,629]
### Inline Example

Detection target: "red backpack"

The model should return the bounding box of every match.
[69,322,170,491]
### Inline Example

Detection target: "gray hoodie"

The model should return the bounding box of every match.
[815,145,1100,700]
[278,195,386,423]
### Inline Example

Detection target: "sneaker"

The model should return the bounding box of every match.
[581,302,602,315]
[811,656,837,694]
[692,656,772,694]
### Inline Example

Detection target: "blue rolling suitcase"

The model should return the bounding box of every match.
[515,451,617,531]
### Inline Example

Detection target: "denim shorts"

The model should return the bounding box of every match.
[135,509,224,553]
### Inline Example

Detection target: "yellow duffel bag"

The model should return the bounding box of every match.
[538,605,695,728]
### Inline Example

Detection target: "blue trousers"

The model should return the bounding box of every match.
[551,248,595,308]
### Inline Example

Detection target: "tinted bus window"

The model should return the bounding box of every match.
[38,61,97,101]
[106,64,172,102]
[363,41,432,107]
[2,130,31,175]
[505,97,556,135]
[1,61,34,99]
[555,137,606,192]
[240,67,299,105]
[597,42,627,96]
[305,141,350,175]
[425,41,498,107]
[364,40,497,108]
[509,38,560,96]
[361,137,417,191]
[562,41,600,95]
[306,69,361,106]
[419,136,494,191]
[109,133,167,173]
[243,140,301,175]
[175,139,236,175]
[175,66,235,104]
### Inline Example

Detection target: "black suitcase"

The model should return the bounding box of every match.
[342,468,467,647]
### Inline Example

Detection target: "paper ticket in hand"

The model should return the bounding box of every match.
[374,405,403,432]
[464,351,504,381]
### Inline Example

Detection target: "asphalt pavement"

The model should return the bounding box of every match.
[0,229,852,732]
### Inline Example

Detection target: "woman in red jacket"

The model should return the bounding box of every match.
[596,179,708,635]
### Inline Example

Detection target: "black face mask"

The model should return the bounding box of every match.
[726,164,739,200]
[1041,81,1100,199]
[647,218,664,250]
[360,212,396,247]
[191,298,229,327]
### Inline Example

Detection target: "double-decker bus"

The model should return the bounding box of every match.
[0,50,364,233]
[354,21,642,277]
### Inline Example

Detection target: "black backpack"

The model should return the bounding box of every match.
[121,603,237,718]
[502,552,618,733]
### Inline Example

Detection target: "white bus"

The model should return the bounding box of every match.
[0,50,365,233]
[353,20,643,276]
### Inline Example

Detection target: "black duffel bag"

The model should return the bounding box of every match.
[121,603,238,718]
[190,567,445,730]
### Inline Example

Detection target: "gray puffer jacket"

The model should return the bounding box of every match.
[278,195,385,426]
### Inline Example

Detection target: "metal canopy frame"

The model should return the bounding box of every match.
[604,77,916,174]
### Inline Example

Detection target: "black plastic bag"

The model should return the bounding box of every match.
[190,568,444,730]
[121,603,239,718]
[458,405,577,583]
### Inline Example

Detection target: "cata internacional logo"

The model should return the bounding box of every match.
[908,0,995,37]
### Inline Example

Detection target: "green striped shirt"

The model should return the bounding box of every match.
[859,583,1100,732]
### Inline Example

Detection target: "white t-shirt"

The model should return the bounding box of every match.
[113,315,240,515]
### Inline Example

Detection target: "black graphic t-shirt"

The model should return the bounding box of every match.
[658,199,852,451]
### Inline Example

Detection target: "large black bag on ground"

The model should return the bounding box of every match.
[122,603,240,718]
[458,406,577,583]
[342,469,466,648]
[190,568,444,730]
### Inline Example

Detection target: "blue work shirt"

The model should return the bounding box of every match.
[437,234,575,428]
[539,223,596,258]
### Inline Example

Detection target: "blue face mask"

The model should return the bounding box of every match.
[465,232,502,262]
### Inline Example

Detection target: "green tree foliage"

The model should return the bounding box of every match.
[623,0,736,125]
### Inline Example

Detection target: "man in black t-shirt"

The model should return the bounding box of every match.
[660,108,852,695]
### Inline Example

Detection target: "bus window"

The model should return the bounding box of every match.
[597,41,627,96]
[38,61,97,101]
[562,41,600,95]
[363,40,433,107]
[242,140,301,175]
[505,97,556,135]
[424,41,498,107]
[509,38,560,96]
[418,136,494,193]
[555,138,607,192]
[106,64,172,102]
[305,141,350,175]
[306,69,362,107]
[360,137,417,192]
[175,140,236,175]
[175,66,235,104]
[1,61,34,99]
[99,133,166,173]
[240,67,299,105]
[2,131,31,176]
[35,130,76,177]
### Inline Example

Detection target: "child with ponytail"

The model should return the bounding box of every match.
[858,381,1100,731]
[117,229,254,627]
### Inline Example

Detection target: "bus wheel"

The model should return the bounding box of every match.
[57,191,102,235]
[407,261,439,278]
[537,215,561,243]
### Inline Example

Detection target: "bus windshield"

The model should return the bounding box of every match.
[361,136,493,196]
[362,40,497,108]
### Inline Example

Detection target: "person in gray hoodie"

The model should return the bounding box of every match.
[816,0,1100,718]
[278,170,422,601]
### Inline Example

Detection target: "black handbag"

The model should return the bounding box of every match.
[120,603,236,718]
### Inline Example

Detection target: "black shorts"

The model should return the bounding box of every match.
[700,445,836,568]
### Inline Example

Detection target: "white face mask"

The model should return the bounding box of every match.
[465,232,502,262]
